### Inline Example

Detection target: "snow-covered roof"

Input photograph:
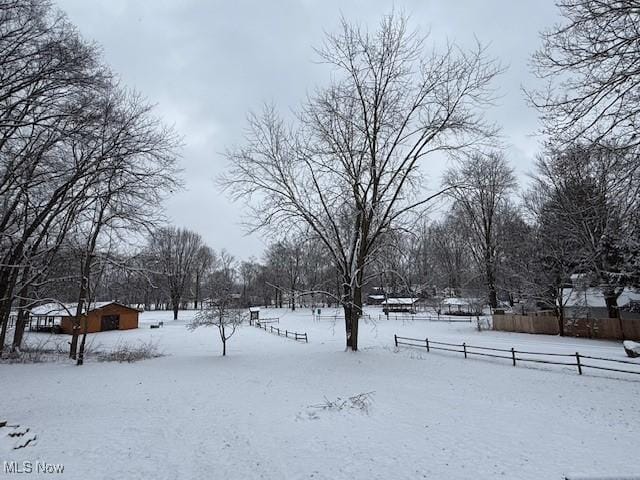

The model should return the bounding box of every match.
[441,297,481,306]
[562,287,640,308]
[249,307,260,312]
[381,297,417,305]
[30,301,129,317]
[368,295,385,300]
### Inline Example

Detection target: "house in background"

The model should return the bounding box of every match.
[367,294,386,305]
[29,301,140,334]
[561,287,640,320]
[366,286,386,305]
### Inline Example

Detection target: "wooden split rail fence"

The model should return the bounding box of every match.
[394,335,640,378]
[253,320,308,343]
[313,314,372,322]
[249,317,279,327]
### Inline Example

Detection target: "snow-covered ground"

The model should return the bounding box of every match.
[2,307,639,479]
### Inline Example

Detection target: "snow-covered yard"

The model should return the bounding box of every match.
[2,307,639,479]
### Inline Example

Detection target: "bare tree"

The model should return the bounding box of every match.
[149,227,204,320]
[529,0,640,151]
[529,143,639,319]
[425,217,474,295]
[70,88,180,364]
[443,152,517,309]
[223,13,502,350]
[0,0,109,352]
[188,256,243,356]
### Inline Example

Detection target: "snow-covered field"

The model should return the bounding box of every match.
[2,307,640,479]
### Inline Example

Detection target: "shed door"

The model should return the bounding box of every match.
[101,314,120,331]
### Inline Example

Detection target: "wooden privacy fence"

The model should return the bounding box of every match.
[380,314,472,323]
[253,321,308,343]
[493,313,640,341]
[394,335,640,379]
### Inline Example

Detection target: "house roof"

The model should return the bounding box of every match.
[441,297,481,306]
[249,307,260,312]
[368,295,385,300]
[30,301,139,317]
[381,297,417,305]
[562,287,640,308]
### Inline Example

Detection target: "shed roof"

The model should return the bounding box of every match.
[441,297,482,306]
[30,301,139,317]
[381,297,417,305]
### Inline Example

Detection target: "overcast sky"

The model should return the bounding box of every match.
[56,0,561,260]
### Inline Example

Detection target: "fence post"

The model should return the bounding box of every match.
[463,342,467,359]
[425,338,429,352]
[286,329,288,338]
[511,348,516,367]
[305,333,308,343]
[394,334,398,347]
[575,352,582,375]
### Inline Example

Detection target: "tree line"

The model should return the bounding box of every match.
[2,1,639,358]
[0,0,180,359]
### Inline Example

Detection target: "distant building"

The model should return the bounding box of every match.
[381,297,418,314]
[367,294,386,305]
[440,297,483,315]
[249,307,260,322]
[561,287,640,319]
[29,301,140,334]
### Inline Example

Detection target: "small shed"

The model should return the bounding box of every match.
[440,297,483,316]
[382,298,418,314]
[249,307,260,321]
[29,301,140,334]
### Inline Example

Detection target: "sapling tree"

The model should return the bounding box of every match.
[187,266,243,356]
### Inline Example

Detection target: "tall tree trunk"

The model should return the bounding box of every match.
[603,290,624,340]
[342,275,362,351]
[556,286,565,336]
[70,256,91,360]
[486,266,498,309]
[195,272,200,310]
[77,315,89,365]
[11,280,30,352]
[0,269,20,355]
[603,292,619,319]
[220,323,226,356]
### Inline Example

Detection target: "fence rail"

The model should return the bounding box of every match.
[381,314,473,323]
[253,321,308,343]
[313,313,372,322]
[249,317,279,327]
[394,335,640,378]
